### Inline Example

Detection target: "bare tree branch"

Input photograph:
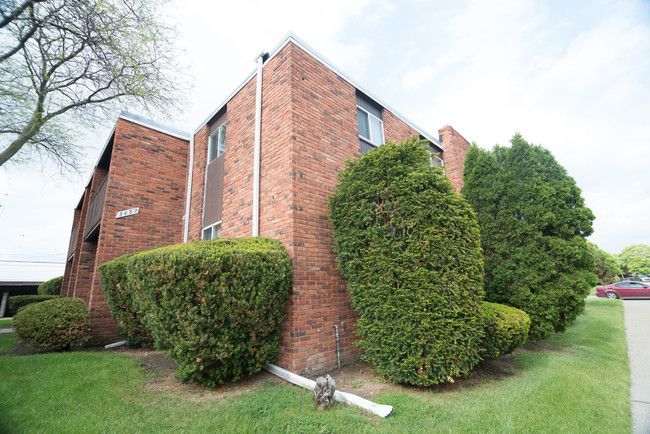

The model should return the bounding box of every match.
[0,0,49,61]
[0,0,46,28]
[0,0,188,171]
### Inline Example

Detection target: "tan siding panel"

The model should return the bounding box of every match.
[203,155,224,226]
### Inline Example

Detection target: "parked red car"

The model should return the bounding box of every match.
[595,281,650,299]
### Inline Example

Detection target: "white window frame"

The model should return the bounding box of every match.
[357,106,384,147]
[430,154,444,167]
[208,122,226,163]
[202,222,222,240]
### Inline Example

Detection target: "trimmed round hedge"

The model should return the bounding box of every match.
[8,295,59,316]
[125,237,292,387]
[329,138,485,386]
[479,301,530,360]
[98,252,153,346]
[13,297,91,350]
[38,275,63,296]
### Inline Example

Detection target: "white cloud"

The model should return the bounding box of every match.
[403,65,436,91]
[394,0,650,253]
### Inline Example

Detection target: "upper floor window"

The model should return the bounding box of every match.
[357,92,384,151]
[431,154,443,167]
[208,122,226,163]
[357,107,384,147]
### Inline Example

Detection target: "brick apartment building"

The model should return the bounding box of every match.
[63,33,471,374]
[61,113,190,342]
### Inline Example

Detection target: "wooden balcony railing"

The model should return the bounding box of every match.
[67,223,79,260]
[84,177,108,239]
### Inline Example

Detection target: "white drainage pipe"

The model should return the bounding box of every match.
[104,340,127,349]
[264,363,393,418]
[252,52,265,237]
[183,135,194,243]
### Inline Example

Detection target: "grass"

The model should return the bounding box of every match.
[0,334,16,356]
[0,299,630,433]
[0,318,12,327]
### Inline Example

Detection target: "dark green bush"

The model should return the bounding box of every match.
[8,295,59,316]
[38,276,63,296]
[479,301,530,360]
[127,237,292,387]
[13,297,91,349]
[98,253,153,346]
[462,135,598,339]
[329,138,485,386]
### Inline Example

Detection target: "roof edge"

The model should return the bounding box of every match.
[273,33,442,148]
[193,32,442,148]
[119,111,191,141]
[77,112,191,207]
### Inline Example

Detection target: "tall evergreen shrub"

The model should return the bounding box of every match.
[462,134,598,339]
[329,138,485,386]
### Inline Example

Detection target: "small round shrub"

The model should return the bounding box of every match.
[479,301,530,360]
[98,253,153,346]
[13,297,91,350]
[38,276,63,296]
[329,138,485,386]
[128,237,292,387]
[8,295,59,316]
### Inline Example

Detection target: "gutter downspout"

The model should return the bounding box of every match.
[252,52,265,237]
[183,135,194,243]
[264,364,393,418]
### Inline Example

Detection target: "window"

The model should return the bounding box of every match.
[208,122,226,163]
[356,92,384,151]
[357,107,384,147]
[202,222,221,240]
[430,154,443,167]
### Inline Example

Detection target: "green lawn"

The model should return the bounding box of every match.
[0,299,630,433]
[0,334,15,356]
[0,318,12,327]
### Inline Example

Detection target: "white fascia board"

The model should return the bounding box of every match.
[193,32,442,149]
[278,33,442,149]
[118,111,191,141]
[193,71,257,134]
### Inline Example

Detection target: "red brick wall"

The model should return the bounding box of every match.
[438,125,471,192]
[277,43,361,373]
[87,118,188,342]
[188,81,258,240]
[383,110,420,143]
[62,118,189,343]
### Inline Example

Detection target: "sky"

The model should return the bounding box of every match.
[1,0,649,281]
